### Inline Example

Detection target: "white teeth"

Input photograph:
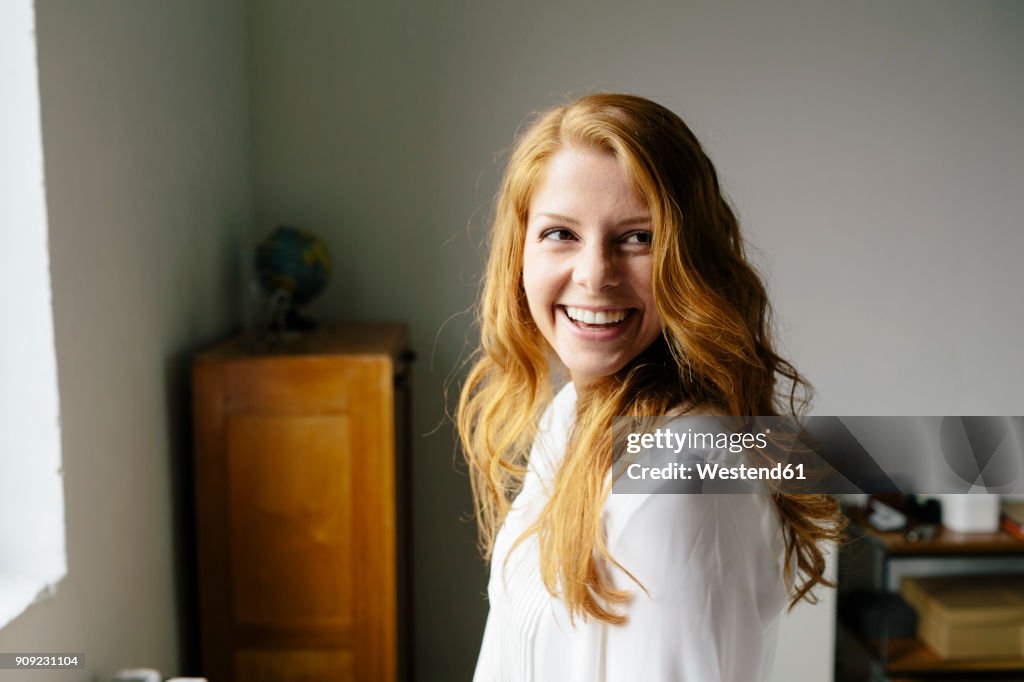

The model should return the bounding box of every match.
[564,306,628,325]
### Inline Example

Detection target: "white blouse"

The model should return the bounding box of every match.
[473,381,792,682]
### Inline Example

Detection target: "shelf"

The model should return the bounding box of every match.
[866,636,1024,675]
[844,506,1024,556]
[838,505,1024,681]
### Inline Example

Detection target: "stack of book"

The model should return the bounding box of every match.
[1001,501,1024,540]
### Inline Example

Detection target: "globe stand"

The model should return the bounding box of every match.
[258,288,315,343]
[282,307,317,331]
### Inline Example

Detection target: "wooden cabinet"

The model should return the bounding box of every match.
[192,324,412,682]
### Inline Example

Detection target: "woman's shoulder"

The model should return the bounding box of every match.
[605,402,783,553]
[603,491,787,594]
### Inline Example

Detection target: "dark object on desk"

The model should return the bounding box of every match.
[905,524,938,543]
[909,496,942,524]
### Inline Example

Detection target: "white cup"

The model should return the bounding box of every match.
[939,494,1000,533]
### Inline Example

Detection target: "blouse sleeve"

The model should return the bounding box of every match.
[600,491,790,681]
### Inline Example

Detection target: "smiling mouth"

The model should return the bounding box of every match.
[559,305,635,330]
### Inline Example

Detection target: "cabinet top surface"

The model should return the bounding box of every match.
[196,322,408,360]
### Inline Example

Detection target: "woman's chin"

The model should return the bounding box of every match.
[564,361,626,385]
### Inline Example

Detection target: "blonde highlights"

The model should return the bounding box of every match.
[457,93,844,624]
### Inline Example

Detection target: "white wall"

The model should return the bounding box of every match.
[0,1,251,679]
[250,2,1024,680]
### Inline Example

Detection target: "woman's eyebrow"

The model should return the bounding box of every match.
[534,212,651,227]
[613,215,653,227]
[534,212,580,225]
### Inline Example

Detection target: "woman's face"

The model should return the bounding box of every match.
[522,146,663,385]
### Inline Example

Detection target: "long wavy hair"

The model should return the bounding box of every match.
[457,93,845,624]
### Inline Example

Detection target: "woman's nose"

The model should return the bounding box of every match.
[571,242,620,292]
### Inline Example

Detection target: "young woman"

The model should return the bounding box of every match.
[457,93,844,681]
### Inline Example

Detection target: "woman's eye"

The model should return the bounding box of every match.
[541,228,576,241]
[624,231,653,245]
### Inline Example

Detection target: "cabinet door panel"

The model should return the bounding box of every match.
[227,413,355,626]
[225,360,355,414]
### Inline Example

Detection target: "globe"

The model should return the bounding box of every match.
[255,225,331,306]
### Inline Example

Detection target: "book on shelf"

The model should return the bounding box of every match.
[1001,501,1024,540]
